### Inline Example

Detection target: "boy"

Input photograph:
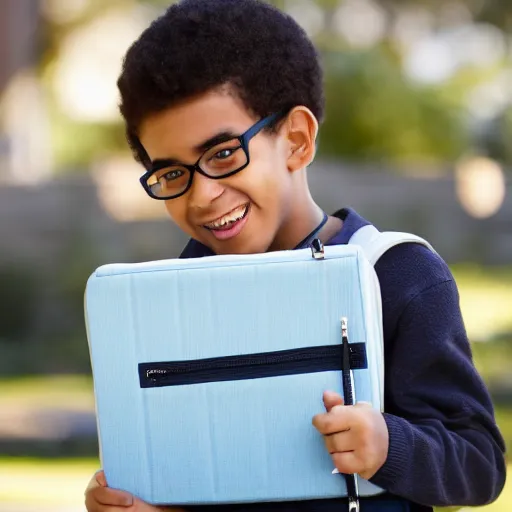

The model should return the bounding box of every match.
[85,1,506,511]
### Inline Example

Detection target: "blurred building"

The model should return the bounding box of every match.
[0,0,51,184]
[0,0,39,93]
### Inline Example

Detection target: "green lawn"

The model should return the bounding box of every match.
[0,457,98,510]
[0,374,94,410]
[451,264,512,343]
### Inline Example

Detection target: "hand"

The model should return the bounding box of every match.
[312,391,389,480]
[85,470,186,512]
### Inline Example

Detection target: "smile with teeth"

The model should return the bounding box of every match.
[204,204,249,230]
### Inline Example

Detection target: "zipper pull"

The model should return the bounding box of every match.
[341,317,348,339]
[311,238,325,260]
[348,496,360,512]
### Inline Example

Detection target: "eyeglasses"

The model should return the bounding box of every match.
[140,111,284,201]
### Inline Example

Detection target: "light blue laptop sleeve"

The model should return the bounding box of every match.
[84,244,386,505]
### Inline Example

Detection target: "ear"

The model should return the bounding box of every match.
[282,106,319,173]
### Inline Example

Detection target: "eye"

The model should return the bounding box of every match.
[214,148,236,160]
[202,143,244,170]
[161,169,185,182]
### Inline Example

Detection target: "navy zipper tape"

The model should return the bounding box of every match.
[139,343,367,388]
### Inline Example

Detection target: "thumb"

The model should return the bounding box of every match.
[323,390,344,412]
[95,470,107,487]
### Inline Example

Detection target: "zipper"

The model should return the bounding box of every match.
[139,343,367,388]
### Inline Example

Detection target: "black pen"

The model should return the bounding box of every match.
[340,317,360,512]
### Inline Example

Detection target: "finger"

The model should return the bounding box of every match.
[85,496,126,512]
[312,408,352,435]
[324,430,354,454]
[90,486,134,507]
[85,471,102,496]
[331,451,364,476]
[323,391,344,412]
[96,470,107,487]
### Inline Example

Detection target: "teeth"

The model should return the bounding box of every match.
[206,205,247,229]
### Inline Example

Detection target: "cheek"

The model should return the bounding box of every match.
[254,161,291,215]
[231,170,284,218]
[244,144,290,205]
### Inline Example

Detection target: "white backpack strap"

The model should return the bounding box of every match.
[348,224,436,266]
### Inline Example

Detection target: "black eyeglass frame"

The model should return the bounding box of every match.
[139,111,285,201]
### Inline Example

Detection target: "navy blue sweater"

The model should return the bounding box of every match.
[180,208,506,512]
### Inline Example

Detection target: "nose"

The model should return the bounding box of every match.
[188,171,225,210]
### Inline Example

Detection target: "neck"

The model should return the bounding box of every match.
[268,175,330,252]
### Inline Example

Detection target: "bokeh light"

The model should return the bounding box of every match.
[456,156,506,218]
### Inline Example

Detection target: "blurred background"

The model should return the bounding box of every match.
[0,0,511,510]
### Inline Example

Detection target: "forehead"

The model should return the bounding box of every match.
[138,88,257,161]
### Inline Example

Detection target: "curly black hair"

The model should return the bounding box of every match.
[117,0,325,168]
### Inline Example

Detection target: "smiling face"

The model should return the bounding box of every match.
[139,87,318,255]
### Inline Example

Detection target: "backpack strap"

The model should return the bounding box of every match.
[348,224,436,266]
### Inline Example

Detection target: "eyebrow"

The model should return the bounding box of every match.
[194,131,239,154]
[151,130,240,168]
